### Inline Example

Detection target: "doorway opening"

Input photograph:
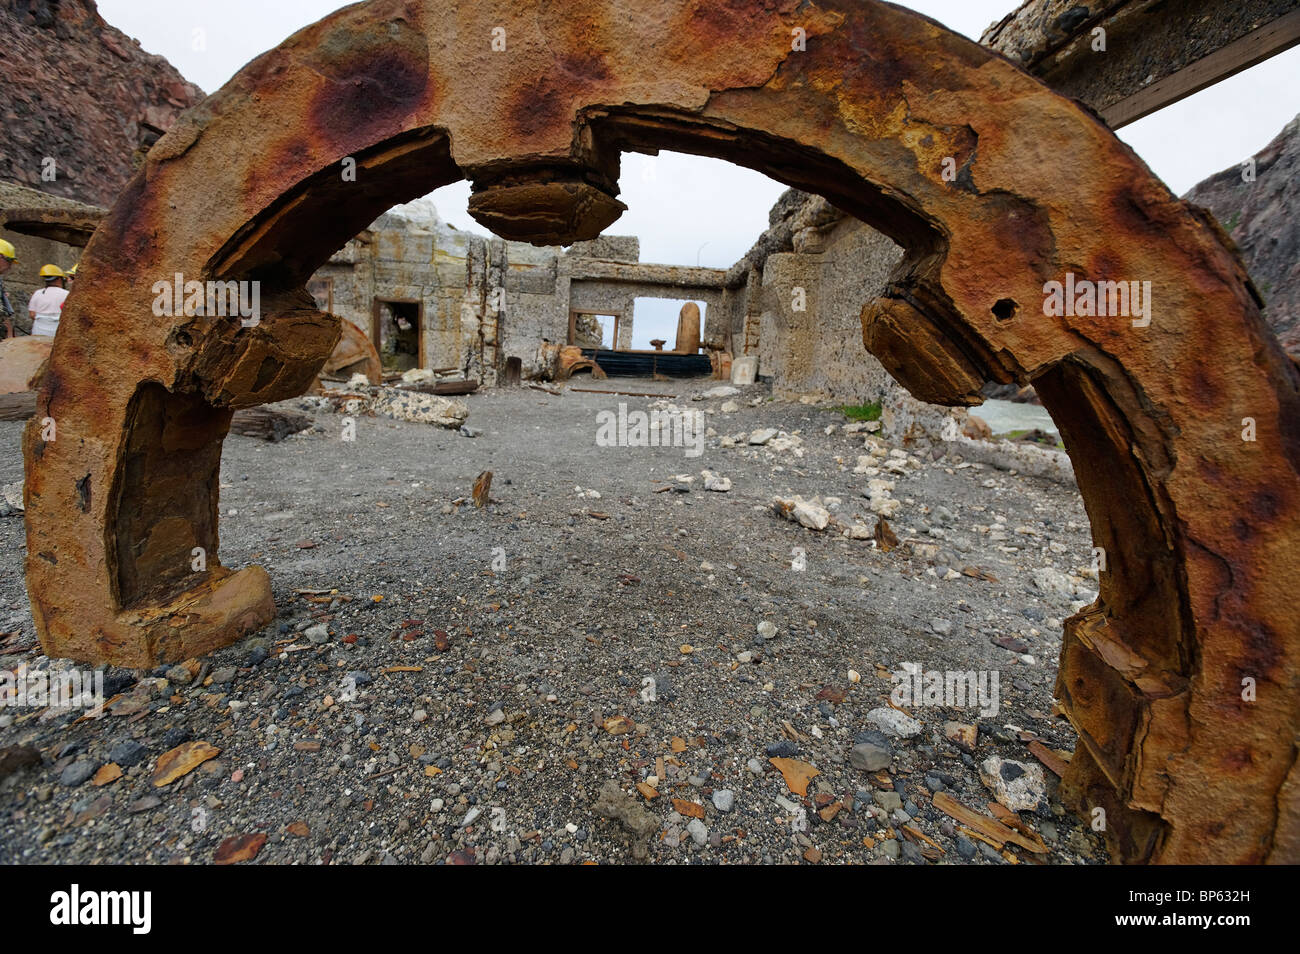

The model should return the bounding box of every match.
[373,298,422,373]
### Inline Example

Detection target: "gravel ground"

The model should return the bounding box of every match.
[0,377,1110,864]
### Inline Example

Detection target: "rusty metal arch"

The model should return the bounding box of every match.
[22,0,1300,863]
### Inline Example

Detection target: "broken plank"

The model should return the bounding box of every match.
[229,407,312,442]
[568,387,678,398]
[932,791,1047,854]
[1028,739,1071,777]
[402,379,480,396]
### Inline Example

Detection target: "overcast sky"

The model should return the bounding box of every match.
[97,0,1299,345]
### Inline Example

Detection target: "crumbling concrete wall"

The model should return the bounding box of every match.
[728,189,961,441]
[757,213,901,403]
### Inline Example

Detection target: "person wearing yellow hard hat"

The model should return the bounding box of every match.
[65,263,78,285]
[29,264,69,338]
[0,239,16,338]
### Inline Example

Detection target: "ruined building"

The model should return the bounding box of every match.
[309,200,739,384]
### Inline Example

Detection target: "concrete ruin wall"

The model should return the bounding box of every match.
[757,214,901,403]
[312,215,742,383]
[718,191,963,442]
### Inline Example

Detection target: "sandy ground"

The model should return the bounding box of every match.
[0,378,1110,864]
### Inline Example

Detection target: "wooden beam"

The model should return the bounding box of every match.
[0,391,37,422]
[1102,8,1300,127]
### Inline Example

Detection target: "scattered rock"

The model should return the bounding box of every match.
[593,781,659,861]
[943,721,978,753]
[59,760,98,787]
[866,707,922,739]
[849,741,892,771]
[701,470,732,492]
[979,756,1047,812]
[151,741,220,787]
[772,495,830,531]
[0,744,41,781]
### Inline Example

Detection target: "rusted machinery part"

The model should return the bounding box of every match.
[557,344,607,381]
[321,317,382,384]
[3,207,103,249]
[23,0,1300,863]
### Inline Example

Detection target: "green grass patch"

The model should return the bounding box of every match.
[840,401,882,422]
[994,428,1066,451]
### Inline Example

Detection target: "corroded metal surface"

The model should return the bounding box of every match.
[22,0,1300,863]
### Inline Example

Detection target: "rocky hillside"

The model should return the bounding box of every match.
[1185,113,1300,359]
[0,0,203,207]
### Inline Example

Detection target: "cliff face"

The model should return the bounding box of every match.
[1185,113,1300,359]
[0,0,203,206]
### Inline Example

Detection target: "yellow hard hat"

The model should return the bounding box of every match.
[66,264,78,277]
[39,264,65,279]
[0,239,15,261]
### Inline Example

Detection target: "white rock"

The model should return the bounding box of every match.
[700,385,740,399]
[686,818,709,846]
[773,496,830,531]
[701,470,732,492]
[868,495,901,518]
[367,388,468,428]
[980,756,1046,811]
[1,480,24,511]
[866,707,922,739]
[748,428,779,445]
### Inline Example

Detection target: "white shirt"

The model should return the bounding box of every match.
[28,286,68,337]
